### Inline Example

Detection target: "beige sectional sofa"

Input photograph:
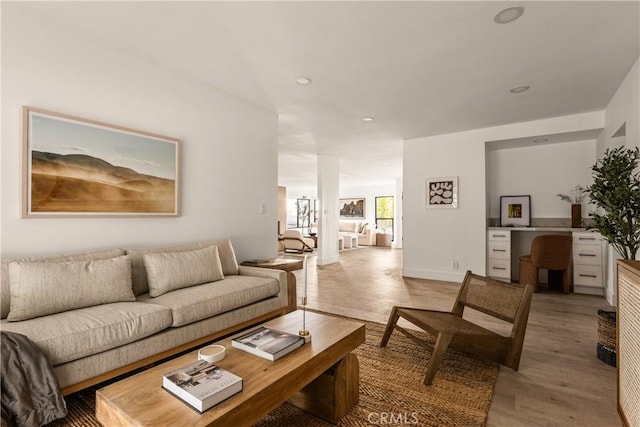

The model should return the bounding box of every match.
[0,238,293,395]
[339,221,376,246]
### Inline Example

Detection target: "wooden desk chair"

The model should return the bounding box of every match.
[519,235,572,294]
[380,271,534,385]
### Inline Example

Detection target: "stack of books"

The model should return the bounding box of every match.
[162,360,242,412]
[232,326,304,361]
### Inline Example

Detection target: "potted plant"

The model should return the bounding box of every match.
[556,185,588,228]
[586,146,640,260]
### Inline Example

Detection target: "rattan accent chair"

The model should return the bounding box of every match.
[380,271,534,385]
[519,235,572,294]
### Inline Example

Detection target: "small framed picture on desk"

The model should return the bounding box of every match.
[500,195,531,227]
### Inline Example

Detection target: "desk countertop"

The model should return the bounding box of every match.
[488,226,591,232]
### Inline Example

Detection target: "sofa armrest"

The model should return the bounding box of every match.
[238,266,289,309]
[358,228,376,245]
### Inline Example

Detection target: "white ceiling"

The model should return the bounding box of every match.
[15,1,640,190]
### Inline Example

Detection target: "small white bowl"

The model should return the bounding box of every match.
[198,344,226,363]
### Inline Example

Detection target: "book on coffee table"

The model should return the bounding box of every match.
[162,359,242,412]
[232,326,304,361]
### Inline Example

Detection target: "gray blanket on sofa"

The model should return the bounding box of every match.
[1,331,66,427]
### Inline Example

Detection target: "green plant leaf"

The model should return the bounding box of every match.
[587,146,640,260]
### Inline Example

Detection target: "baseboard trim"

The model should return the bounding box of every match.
[317,255,340,265]
[402,268,466,283]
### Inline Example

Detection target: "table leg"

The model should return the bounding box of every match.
[286,271,297,313]
[288,353,359,424]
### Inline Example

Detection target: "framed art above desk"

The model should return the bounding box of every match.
[500,195,531,227]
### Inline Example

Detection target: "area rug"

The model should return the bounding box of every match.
[50,315,498,427]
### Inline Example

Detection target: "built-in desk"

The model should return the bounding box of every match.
[487,227,607,295]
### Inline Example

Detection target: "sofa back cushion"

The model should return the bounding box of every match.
[339,222,357,233]
[144,245,224,297]
[127,239,239,296]
[7,255,135,321]
[0,248,125,319]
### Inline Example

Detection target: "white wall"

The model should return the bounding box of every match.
[286,182,397,229]
[1,5,279,261]
[487,140,597,220]
[603,57,640,153]
[339,182,396,225]
[600,56,640,305]
[403,111,604,282]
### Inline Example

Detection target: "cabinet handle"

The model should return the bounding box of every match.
[493,234,506,238]
[492,249,507,252]
[578,237,596,241]
[578,253,597,257]
[579,274,597,278]
[493,267,507,270]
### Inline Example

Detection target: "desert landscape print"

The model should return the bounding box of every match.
[25,108,179,215]
[31,151,176,213]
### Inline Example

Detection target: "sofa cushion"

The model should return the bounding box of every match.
[144,245,224,297]
[0,302,172,366]
[7,255,135,322]
[127,239,239,296]
[339,222,357,233]
[1,248,125,319]
[136,275,280,327]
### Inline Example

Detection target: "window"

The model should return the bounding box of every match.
[286,198,311,229]
[375,196,394,240]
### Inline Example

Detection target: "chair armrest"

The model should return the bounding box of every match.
[280,236,314,251]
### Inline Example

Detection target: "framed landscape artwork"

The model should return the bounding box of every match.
[500,195,531,227]
[22,106,180,217]
[425,176,458,209]
[339,198,365,219]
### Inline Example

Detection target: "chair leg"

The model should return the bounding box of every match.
[424,332,453,386]
[380,306,399,348]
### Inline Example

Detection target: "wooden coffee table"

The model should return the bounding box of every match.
[96,311,365,426]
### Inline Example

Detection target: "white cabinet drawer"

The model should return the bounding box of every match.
[573,245,603,265]
[572,232,601,246]
[488,241,510,260]
[488,230,511,242]
[574,264,603,288]
[487,259,511,279]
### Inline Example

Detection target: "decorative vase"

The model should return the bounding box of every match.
[571,204,582,228]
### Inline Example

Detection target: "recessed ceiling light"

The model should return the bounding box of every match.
[494,5,525,24]
[510,85,530,94]
[361,117,374,122]
[295,76,312,85]
[533,138,548,143]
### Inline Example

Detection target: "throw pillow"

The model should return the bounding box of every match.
[359,223,368,233]
[127,239,238,297]
[1,248,125,319]
[144,245,224,297]
[7,255,134,321]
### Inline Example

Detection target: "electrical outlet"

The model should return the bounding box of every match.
[451,260,459,270]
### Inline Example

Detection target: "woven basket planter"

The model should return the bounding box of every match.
[597,309,616,367]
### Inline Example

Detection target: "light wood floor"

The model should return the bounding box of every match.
[287,247,619,427]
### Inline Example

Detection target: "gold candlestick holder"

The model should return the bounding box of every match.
[299,254,312,343]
